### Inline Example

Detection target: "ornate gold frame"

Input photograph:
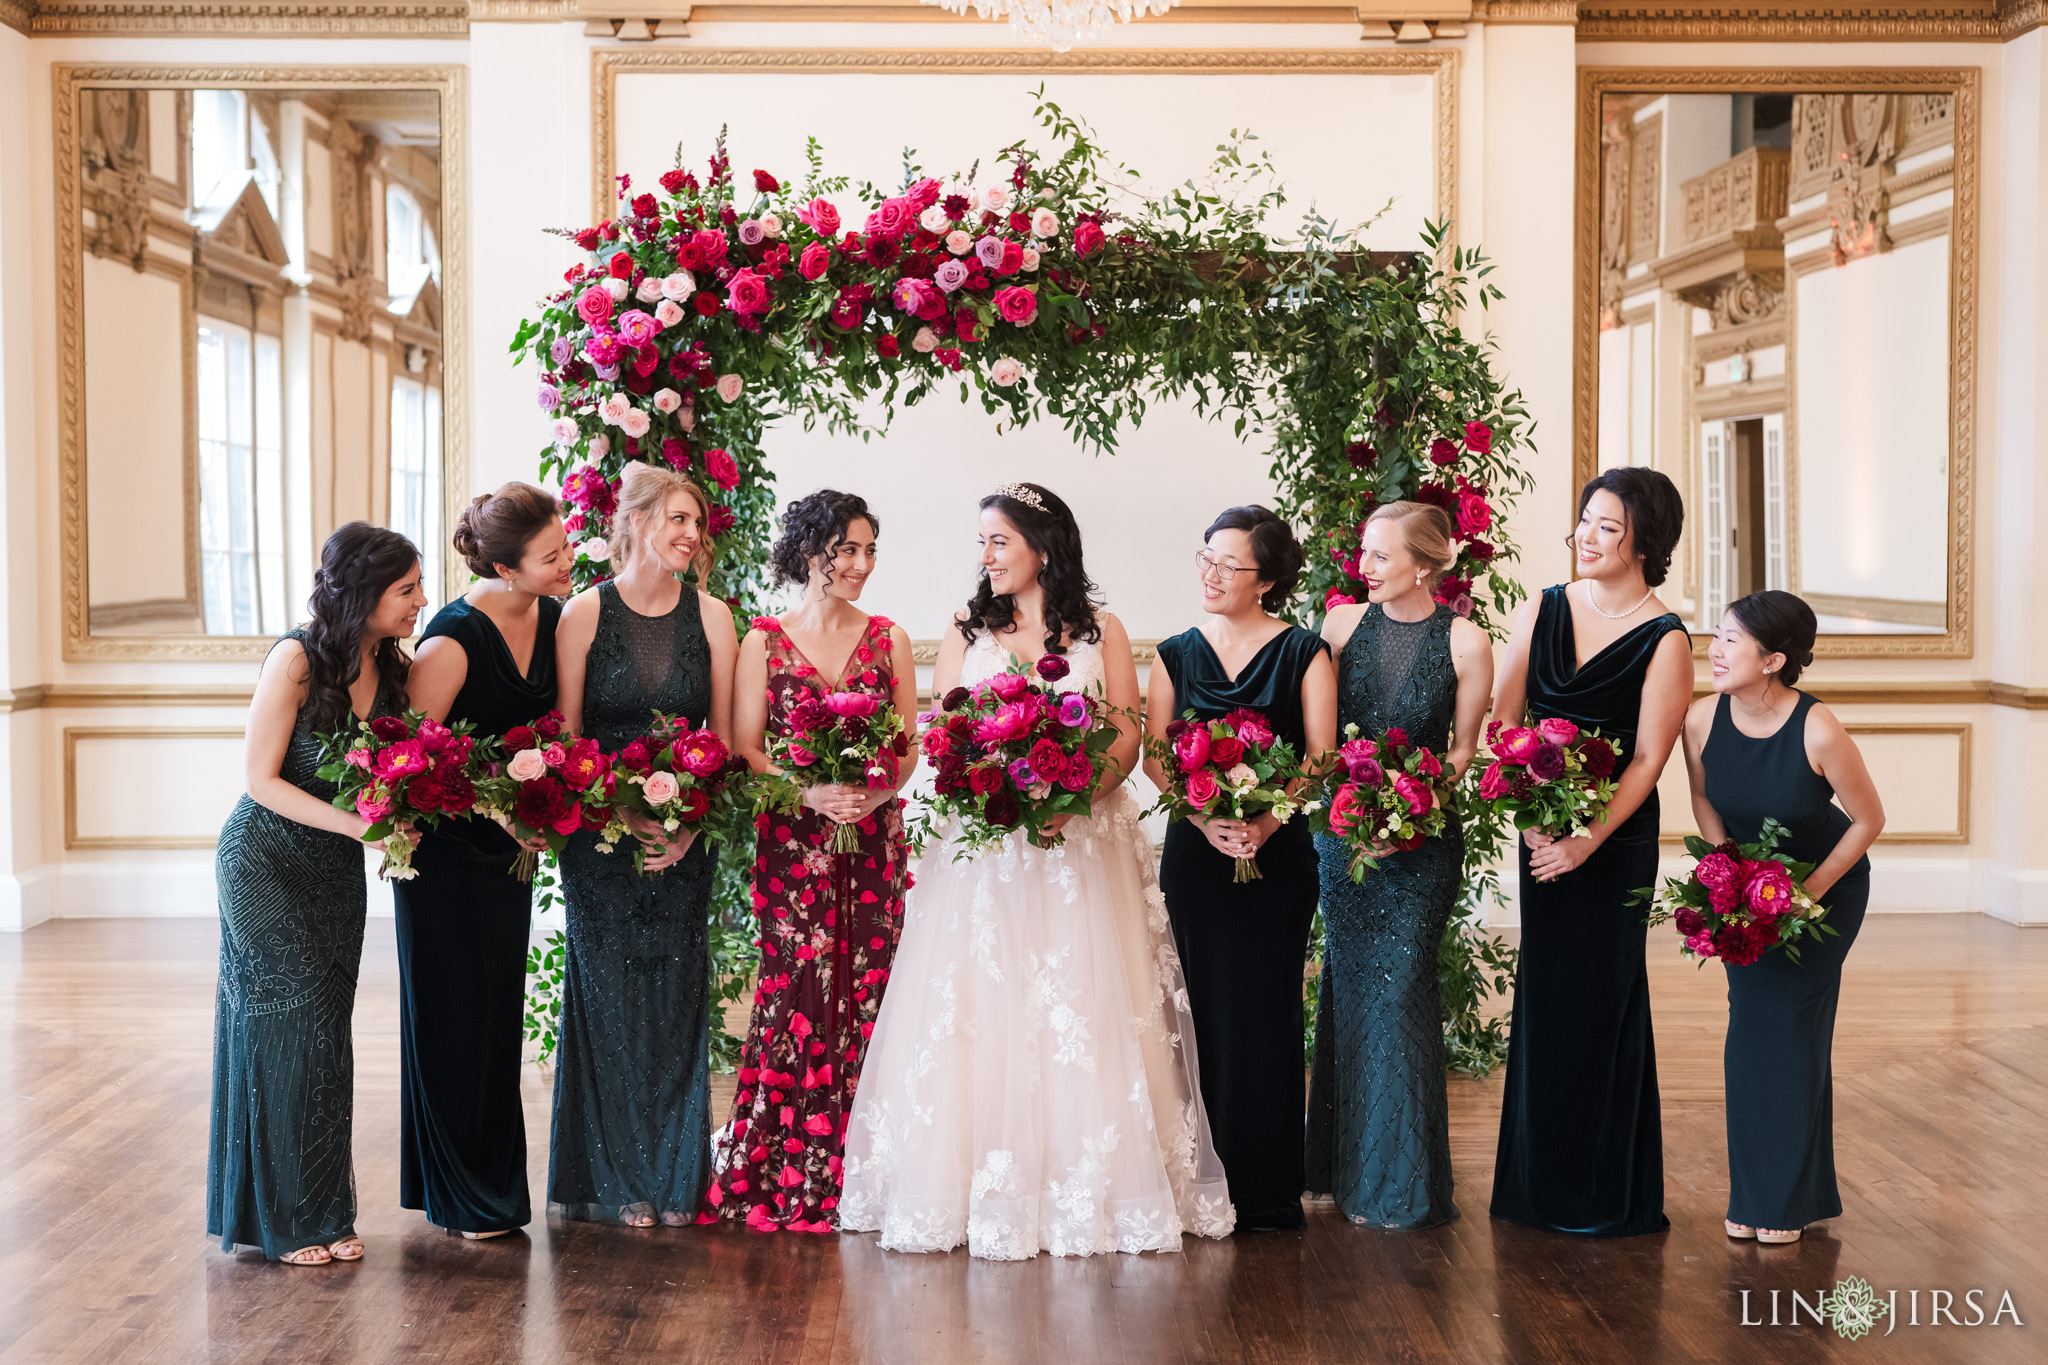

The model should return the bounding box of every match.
[1573,67,1979,660]
[63,725,247,849]
[53,63,471,662]
[589,47,1459,242]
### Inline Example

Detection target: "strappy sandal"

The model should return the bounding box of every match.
[620,1203,657,1228]
[1757,1227,1803,1244]
[659,1210,691,1227]
[459,1229,511,1240]
[280,1244,332,1265]
[327,1235,364,1261]
[1725,1220,1756,1240]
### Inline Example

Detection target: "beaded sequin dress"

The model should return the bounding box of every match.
[209,629,392,1258]
[547,582,718,1223]
[1305,603,1463,1229]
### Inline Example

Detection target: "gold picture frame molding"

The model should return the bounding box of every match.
[52,63,471,663]
[63,725,247,850]
[1572,66,1979,661]
[589,46,1459,241]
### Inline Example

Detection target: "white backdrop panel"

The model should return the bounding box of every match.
[612,71,1440,643]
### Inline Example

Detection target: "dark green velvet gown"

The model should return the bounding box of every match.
[1155,624,1330,1232]
[1490,585,1686,1238]
[548,582,716,1223]
[1703,690,1869,1231]
[209,629,393,1258]
[393,595,560,1234]
[1306,603,1462,1229]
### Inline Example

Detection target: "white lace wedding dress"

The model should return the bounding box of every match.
[839,628,1236,1259]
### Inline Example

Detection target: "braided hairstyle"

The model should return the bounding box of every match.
[957,483,1102,656]
[770,489,879,589]
[299,522,419,727]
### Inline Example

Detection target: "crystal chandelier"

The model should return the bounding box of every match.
[923,0,1181,53]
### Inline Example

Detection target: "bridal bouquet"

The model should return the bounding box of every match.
[757,691,907,853]
[1631,819,1837,966]
[921,654,1122,854]
[1144,708,1310,882]
[317,712,480,880]
[473,711,618,879]
[1321,724,1454,881]
[1477,716,1624,839]
[611,713,749,873]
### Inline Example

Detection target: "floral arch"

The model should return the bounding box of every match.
[514,97,1528,1070]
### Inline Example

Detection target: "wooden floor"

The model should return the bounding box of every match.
[0,915,2042,1364]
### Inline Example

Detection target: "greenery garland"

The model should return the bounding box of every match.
[513,92,1524,1077]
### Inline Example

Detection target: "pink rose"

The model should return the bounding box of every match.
[799,241,830,281]
[575,284,613,327]
[869,198,913,239]
[726,268,771,316]
[1184,768,1221,811]
[786,741,817,768]
[993,286,1038,326]
[659,270,696,301]
[507,747,550,783]
[1234,718,1274,749]
[355,785,396,823]
[704,448,740,489]
[1477,760,1511,800]
[1392,773,1434,816]
[1074,221,1105,257]
[642,770,681,805]
[1057,753,1093,793]
[1327,782,1364,835]
[1464,420,1493,454]
[652,387,682,414]
[989,357,1023,387]
[345,747,372,770]
[798,197,841,236]
[1535,717,1580,746]
[1324,588,1357,610]
[716,373,744,404]
[619,407,650,440]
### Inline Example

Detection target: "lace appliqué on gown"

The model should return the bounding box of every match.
[840,630,1236,1258]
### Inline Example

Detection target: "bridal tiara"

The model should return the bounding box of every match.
[992,482,1048,513]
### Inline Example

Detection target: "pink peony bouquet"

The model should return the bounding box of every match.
[1319,723,1453,882]
[1477,714,1624,839]
[1144,707,1309,882]
[758,690,907,853]
[919,654,1125,855]
[472,711,618,880]
[610,712,750,873]
[1631,819,1836,966]
[317,710,480,881]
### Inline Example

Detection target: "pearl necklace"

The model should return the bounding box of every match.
[1582,579,1653,620]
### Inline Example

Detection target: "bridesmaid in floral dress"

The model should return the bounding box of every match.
[703,490,916,1233]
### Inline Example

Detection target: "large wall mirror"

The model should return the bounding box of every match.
[1574,71,1977,658]
[55,66,467,661]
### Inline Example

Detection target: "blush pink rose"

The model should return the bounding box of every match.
[507,747,550,783]
[716,374,744,404]
[642,770,681,805]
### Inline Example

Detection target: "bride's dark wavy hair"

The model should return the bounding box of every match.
[957,483,1102,656]
[299,521,419,727]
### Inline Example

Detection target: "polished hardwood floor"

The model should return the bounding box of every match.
[0,913,2041,1363]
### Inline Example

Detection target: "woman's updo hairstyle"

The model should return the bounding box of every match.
[1574,465,1685,587]
[613,462,715,580]
[771,489,879,588]
[959,482,1103,656]
[452,480,560,580]
[1204,505,1305,613]
[1724,590,1818,686]
[300,521,418,727]
[1365,501,1459,593]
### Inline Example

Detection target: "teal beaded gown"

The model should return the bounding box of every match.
[209,629,393,1258]
[1305,604,1462,1229]
[547,582,718,1223]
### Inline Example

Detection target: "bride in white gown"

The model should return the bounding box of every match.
[840,482,1236,1259]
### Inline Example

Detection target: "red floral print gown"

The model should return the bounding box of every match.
[702,613,911,1233]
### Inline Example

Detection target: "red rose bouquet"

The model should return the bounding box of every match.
[920,653,1124,855]
[1319,723,1454,882]
[473,710,617,879]
[317,710,480,881]
[1476,715,1625,839]
[1631,819,1837,966]
[1143,707,1309,882]
[610,712,750,873]
[757,691,907,853]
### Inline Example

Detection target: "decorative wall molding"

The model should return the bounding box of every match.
[1574,67,1978,661]
[1576,0,2024,42]
[63,726,245,850]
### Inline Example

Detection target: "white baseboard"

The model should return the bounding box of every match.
[0,865,55,931]
[1977,860,2048,926]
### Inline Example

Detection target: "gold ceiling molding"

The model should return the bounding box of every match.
[1573,67,1979,662]
[591,45,1458,244]
[1,0,30,35]
[1575,0,2036,41]
[52,64,471,662]
[24,1,468,35]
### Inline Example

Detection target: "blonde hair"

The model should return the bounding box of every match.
[613,462,717,580]
[1366,501,1458,591]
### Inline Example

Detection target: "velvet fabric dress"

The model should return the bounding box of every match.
[548,583,718,1224]
[704,614,911,1231]
[1155,624,1331,1232]
[394,596,560,1234]
[1703,690,1870,1231]
[1305,604,1462,1229]
[1490,586,1686,1238]
[208,630,393,1258]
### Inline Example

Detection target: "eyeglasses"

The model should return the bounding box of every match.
[1195,551,1244,582]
